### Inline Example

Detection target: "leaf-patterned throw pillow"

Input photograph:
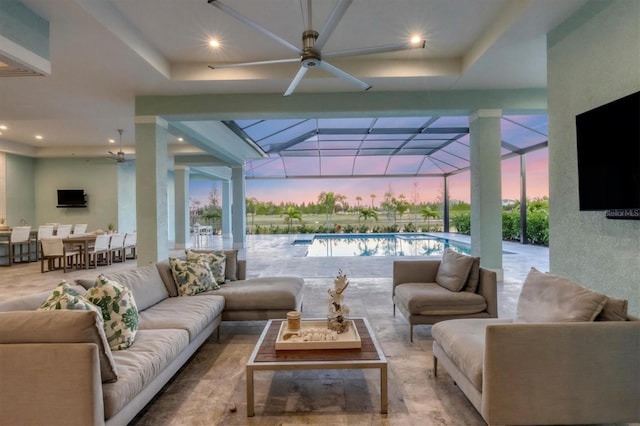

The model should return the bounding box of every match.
[85,275,139,350]
[169,257,219,296]
[39,281,102,317]
[185,250,226,284]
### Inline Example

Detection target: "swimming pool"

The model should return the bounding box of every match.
[293,233,472,257]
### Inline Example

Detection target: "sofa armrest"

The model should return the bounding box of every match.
[392,260,440,293]
[0,343,105,426]
[477,268,498,318]
[481,321,640,425]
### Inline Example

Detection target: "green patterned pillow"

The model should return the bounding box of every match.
[169,257,219,296]
[39,281,102,316]
[85,275,139,351]
[185,250,226,284]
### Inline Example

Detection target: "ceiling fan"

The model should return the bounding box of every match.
[207,0,426,96]
[108,129,128,163]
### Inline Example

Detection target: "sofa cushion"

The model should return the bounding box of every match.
[137,295,224,341]
[189,249,239,281]
[155,258,179,297]
[596,296,628,321]
[515,268,608,323]
[102,328,189,419]
[435,249,475,292]
[38,282,102,315]
[102,264,169,311]
[185,250,226,284]
[0,310,118,383]
[169,257,219,295]
[0,285,87,312]
[432,318,512,391]
[85,275,139,350]
[394,283,488,315]
[212,277,304,312]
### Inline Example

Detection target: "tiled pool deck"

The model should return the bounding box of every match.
[192,232,549,318]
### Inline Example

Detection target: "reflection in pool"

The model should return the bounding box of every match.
[296,233,471,257]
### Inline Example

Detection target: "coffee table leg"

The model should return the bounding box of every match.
[380,364,388,414]
[246,366,254,417]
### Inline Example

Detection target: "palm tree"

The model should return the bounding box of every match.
[246,197,258,232]
[318,191,337,223]
[369,193,376,208]
[359,208,378,225]
[420,206,440,230]
[283,206,302,231]
[355,196,362,208]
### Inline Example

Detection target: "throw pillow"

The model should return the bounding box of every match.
[435,249,475,292]
[185,250,226,284]
[515,268,608,323]
[39,281,102,315]
[169,257,219,296]
[187,249,239,281]
[596,296,628,321]
[463,256,481,293]
[85,275,139,350]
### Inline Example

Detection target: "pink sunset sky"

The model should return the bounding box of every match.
[189,148,549,207]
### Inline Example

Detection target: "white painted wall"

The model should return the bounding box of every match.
[548,0,640,315]
[5,154,35,226]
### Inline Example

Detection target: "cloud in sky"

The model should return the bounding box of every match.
[189,148,548,206]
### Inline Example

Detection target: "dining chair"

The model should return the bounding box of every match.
[88,234,111,267]
[55,224,72,238]
[108,233,126,263]
[40,237,80,273]
[123,232,137,260]
[7,226,32,265]
[36,225,55,261]
[72,224,88,234]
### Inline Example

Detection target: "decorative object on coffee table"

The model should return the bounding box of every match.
[327,269,350,333]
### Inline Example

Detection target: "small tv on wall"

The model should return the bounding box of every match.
[57,189,87,207]
[575,90,640,211]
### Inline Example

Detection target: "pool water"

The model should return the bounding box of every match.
[293,233,472,257]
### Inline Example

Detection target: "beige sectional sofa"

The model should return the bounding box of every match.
[0,256,304,426]
[432,267,640,426]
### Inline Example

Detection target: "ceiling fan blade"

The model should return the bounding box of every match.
[314,0,353,51]
[317,60,371,91]
[207,0,301,54]
[209,58,299,70]
[323,40,426,59]
[108,151,116,156]
[283,66,309,97]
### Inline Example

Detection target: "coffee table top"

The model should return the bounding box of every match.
[249,318,386,367]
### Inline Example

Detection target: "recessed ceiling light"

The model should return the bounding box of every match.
[109,138,115,144]
[0,125,7,130]
[410,35,422,44]
[178,137,184,142]
[35,135,43,140]
[209,39,220,48]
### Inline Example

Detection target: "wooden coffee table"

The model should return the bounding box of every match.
[246,317,388,416]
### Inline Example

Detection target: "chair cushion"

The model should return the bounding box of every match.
[394,283,487,315]
[515,268,608,323]
[435,249,475,292]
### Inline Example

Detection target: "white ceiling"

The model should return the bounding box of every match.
[0,0,586,156]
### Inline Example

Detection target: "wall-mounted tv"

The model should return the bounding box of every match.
[57,189,87,207]
[575,90,640,212]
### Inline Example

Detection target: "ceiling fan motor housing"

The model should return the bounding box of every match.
[301,30,320,68]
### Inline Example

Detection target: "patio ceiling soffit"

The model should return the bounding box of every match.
[189,166,232,181]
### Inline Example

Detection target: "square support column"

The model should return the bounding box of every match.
[231,165,246,248]
[174,166,190,250]
[221,180,232,239]
[470,109,503,280]
[135,117,169,265]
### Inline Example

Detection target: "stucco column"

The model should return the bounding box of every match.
[231,165,246,248]
[469,109,503,280]
[221,179,232,239]
[135,117,169,265]
[174,166,190,249]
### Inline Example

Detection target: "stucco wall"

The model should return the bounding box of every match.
[548,0,640,315]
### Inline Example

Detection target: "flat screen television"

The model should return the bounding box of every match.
[57,189,86,207]
[575,90,640,211]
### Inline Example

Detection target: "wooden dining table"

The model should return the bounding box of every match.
[62,234,97,270]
